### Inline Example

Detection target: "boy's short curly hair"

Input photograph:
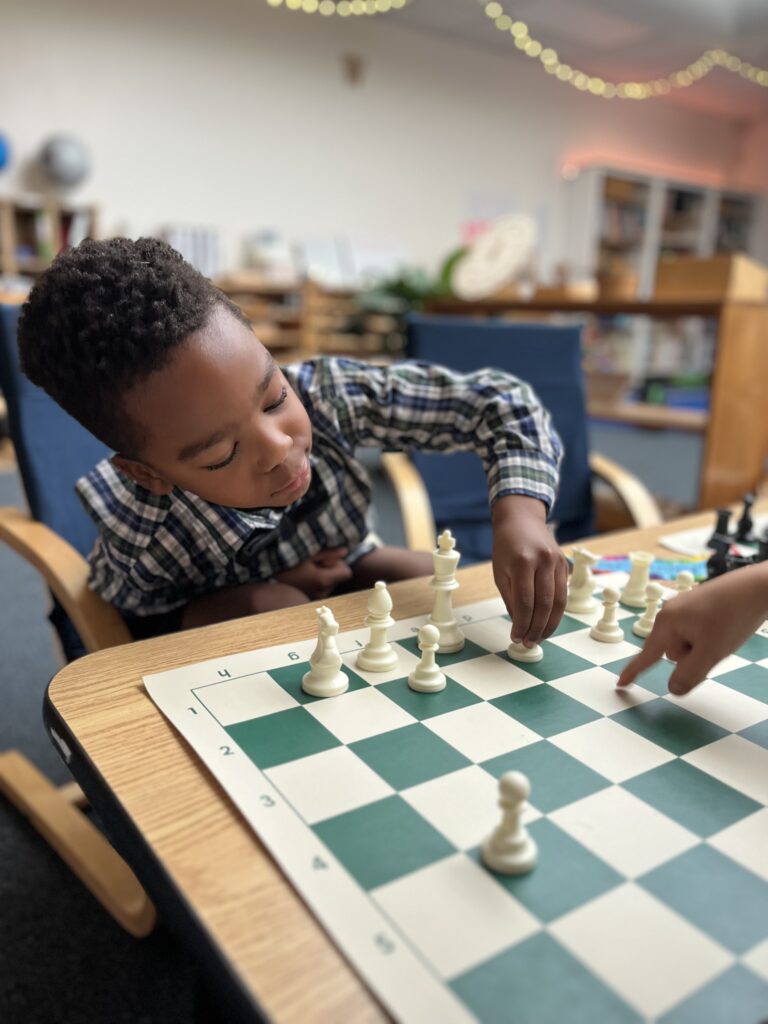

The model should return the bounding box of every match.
[17,237,248,456]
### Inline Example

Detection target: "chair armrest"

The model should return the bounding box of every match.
[589,452,663,530]
[379,453,436,552]
[0,507,132,653]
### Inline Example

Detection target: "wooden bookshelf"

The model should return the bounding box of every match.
[0,197,98,276]
[425,295,768,509]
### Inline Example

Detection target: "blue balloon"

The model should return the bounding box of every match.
[0,135,9,172]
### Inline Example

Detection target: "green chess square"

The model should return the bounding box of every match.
[497,643,595,683]
[740,720,768,749]
[659,965,768,1024]
[481,740,611,812]
[268,662,368,705]
[604,655,674,696]
[640,846,768,954]
[618,618,646,648]
[551,614,588,638]
[313,795,453,890]
[475,819,622,922]
[396,636,492,665]
[735,632,768,662]
[376,677,481,721]
[491,684,600,738]
[624,760,761,837]
[451,932,641,1024]
[226,706,340,769]
[611,700,729,756]
[713,663,768,704]
[349,723,470,790]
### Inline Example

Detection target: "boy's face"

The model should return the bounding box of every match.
[113,306,313,509]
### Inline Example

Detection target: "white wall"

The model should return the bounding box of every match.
[0,0,747,275]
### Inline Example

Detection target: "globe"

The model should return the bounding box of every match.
[39,135,90,187]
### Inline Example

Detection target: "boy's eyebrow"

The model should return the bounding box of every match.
[176,356,278,462]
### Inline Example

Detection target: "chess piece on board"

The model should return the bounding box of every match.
[356,581,399,672]
[675,571,695,593]
[481,771,538,875]
[302,606,349,698]
[707,507,732,548]
[735,493,755,544]
[565,547,599,614]
[507,640,543,663]
[427,530,465,653]
[408,624,446,693]
[633,583,663,638]
[707,535,731,580]
[590,587,624,642]
[619,551,653,608]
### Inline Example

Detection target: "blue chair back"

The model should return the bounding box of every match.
[0,303,111,658]
[406,314,593,562]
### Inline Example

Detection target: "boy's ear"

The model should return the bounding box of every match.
[111,454,174,496]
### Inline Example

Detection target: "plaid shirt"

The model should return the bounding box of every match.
[76,357,562,616]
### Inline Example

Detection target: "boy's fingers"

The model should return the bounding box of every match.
[541,558,569,640]
[508,566,535,643]
[617,628,667,687]
[667,650,714,696]
[524,566,557,645]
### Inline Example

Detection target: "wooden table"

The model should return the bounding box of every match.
[44,510,719,1023]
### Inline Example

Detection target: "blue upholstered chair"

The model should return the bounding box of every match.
[0,302,152,937]
[381,314,661,559]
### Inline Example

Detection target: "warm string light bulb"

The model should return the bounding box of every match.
[480,0,768,99]
[266,0,407,13]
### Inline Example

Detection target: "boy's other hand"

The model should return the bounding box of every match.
[491,495,568,647]
[618,562,768,695]
[276,548,352,600]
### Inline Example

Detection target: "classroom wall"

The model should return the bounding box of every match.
[0,0,751,275]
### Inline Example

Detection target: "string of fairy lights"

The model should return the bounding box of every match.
[265,0,768,100]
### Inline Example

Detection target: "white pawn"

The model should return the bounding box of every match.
[428,530,465,653]
[676,571,695,593]
[633,583,664,638]
[356,581,399,672]
[507,640,543,663]
[566,547,599,614]
[481,771,538,876]
[590,587,624,643]
[408,624,446,693]
[620,551,654,608]
[302,606,349,698]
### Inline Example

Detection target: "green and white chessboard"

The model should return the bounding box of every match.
[144,573,768,1024]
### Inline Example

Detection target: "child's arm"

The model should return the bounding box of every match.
[618,562,768,694]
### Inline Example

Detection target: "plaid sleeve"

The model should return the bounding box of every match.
[303,358,563,512]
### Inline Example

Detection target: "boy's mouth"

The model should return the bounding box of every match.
[271,458,310,499]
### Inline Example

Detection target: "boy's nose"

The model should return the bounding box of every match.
[253,430,293,474]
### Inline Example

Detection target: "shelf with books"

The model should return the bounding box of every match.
[0,198,98,277]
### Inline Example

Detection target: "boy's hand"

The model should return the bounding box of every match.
[276,548,352,600]
[618,562,768,695]
[492,495,568,646]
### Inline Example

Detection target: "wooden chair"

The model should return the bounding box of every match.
[0,302,155,937]
[381,315,662,556]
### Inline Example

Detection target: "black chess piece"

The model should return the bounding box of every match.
[706,535,731,580]
[756,529,768,564]
[735,493,756,544]
[707,508,732,548]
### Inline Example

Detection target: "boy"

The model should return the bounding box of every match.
[17,238,567,642]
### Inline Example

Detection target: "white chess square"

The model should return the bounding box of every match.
[194,672,298,725]
[743,939,768,982]
[372,853,539,979]
[548,667,656,716]
[460,617,513,653]
[265,747,393,824]
[708,809,768,882]
[664,680,767,733]
[550,786,698,878]
[684,735,768,804]
[708,653,751,679]
[424,702,540,762]
[550,718,674,783]
[444,653,541,700]
[550,883,733,1018]
[341,645,420,685]
[401,765,541,850]
[548,630,639,666]
[305,686,415,743]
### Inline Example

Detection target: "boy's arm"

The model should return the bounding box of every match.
[316,359,567,643]
[618,562,768,694]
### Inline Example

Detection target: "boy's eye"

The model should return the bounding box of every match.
[204,442,239,472]
[265,386,288,413]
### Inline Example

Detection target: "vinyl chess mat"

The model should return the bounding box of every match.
[144,574,768,1024]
